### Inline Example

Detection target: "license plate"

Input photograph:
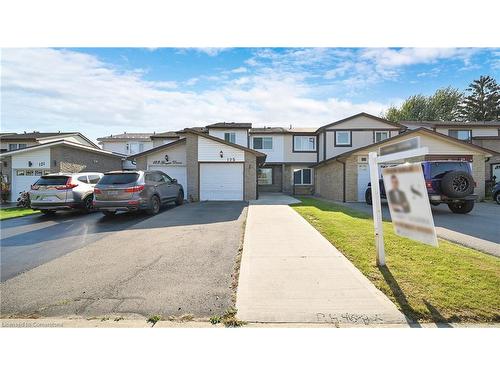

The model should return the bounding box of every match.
[108,191,119,196]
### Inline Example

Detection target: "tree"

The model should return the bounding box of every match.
[385,87,462,122]
[460,75,500,121]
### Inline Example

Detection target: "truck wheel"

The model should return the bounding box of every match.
[448,201,474,214]
[365,188,372,205]
[440,171,474,198]
[175,190,184,206]
[147,195,160,215]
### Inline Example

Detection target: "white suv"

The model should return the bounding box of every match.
[30,172,103,215]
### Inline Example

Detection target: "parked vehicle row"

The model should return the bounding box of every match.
[365,161,479,214]
[27,170,184,217]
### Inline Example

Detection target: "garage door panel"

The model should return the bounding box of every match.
[200,163,243,201]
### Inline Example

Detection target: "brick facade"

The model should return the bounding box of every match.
[50,145,122,174]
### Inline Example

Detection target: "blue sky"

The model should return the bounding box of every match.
[2,48,499,141]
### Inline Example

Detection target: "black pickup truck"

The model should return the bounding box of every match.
[365,161,477,214]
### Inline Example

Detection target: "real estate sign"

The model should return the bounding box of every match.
[381,163,438,247]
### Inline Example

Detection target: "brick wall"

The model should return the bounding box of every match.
[472,155,486,200]
[50,145,122,174]
[185,133,199,202]
[344,156,358,202]
[244,151,257,200]
[314,160,344,201]
[0,156,12,201]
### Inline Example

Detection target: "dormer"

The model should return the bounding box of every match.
[205,122,252,147]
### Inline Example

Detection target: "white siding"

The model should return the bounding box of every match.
[208,129,248,147]
[249,134,284,163]
[152,138,178,147]
[198,137,244,162]
[100,140,153,155]
[12,148,50,169]
[146,143,187,167]
[38,135,95,147]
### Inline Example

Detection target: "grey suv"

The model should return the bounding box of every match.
[93,170,184,217]
[30,172,103,215]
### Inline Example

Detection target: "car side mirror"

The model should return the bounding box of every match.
[172,179,178,184]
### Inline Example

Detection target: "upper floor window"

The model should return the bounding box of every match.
[127,142,144,155]
[374,131,389,143]
[253,137,273,150]
[9,143,27,151]
[448,129,472,142]
[224,132,236,144]
[335,131,351,146]
[293,135,316,152]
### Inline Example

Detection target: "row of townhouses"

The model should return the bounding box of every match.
[1,113,499,202]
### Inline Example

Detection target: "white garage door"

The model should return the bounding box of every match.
[357,163,370,202]
[148,165,187,192]
[200,163,243,201]
[12,170,49,202]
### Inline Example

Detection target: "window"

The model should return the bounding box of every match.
[335,131,351,146]
[293,169,312,185]
[375,131,389,142]
[128,143,142,155]
[253,137,273,150]
[99,173,139,185]
[293,136,316,151]
[224,132,236,144]
[88,175,101,184]
[9,143,27,151]
[448,129,472,142]
[257,168,273,185]
[16,170,25,176]
[77,176,89,183]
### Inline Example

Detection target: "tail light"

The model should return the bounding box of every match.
[55,178,78,190]
[31,184,39,190]
[124,185,145,193]
[425,180,433,189]
[94,187,102,194]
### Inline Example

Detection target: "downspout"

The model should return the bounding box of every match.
[339,159,346,202]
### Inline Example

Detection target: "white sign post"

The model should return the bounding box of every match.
[368,137,430,266]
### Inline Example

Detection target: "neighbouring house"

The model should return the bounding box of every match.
[0,131,98,152]
[0,138,124,202]
[401,120,500,183]
[129,128,266,201]
[97,132,155,169]
[311,127,496,202]
[150,131,181,147]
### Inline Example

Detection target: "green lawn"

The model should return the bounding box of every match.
[292,198,500,323]
[0,207,39,220]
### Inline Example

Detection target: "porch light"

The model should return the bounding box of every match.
[219,150,224,158]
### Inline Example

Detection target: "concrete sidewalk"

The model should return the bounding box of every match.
[236,195,407,325]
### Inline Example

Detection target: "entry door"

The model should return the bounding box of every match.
[357,163,370,202]
[200,163,244,201]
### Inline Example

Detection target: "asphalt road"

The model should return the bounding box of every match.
[1,202,247,319]
[339,201,500,256]
[1,209,155,281]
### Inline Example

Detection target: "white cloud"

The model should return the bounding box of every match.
[193,48,228,56]
[230,67,247,74]
[0,48,394,141]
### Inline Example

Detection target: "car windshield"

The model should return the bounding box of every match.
[99,173,139,185]
[430,162,470,179]
[34,176,70,186]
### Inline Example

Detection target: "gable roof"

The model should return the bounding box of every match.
[183,129,267,158]
[126,138,186,159]
[310,127,497,168]
[0,132,78,140]
[97,132,154,141]
[0,140,125,158]
[401,120,500,128]
[249,127,317,134]
[150,131,181,139]
[316,112,406,133]
[206,122,252,129]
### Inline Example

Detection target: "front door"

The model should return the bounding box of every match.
[357,163,370,202]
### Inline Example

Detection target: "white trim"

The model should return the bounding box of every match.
[0,140,125,158]
[335,130,351,145]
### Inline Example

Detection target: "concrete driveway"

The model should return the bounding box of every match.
[338,201,500,257]
[1,202,247,319]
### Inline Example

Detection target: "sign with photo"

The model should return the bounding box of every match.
[382,163,438,247]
